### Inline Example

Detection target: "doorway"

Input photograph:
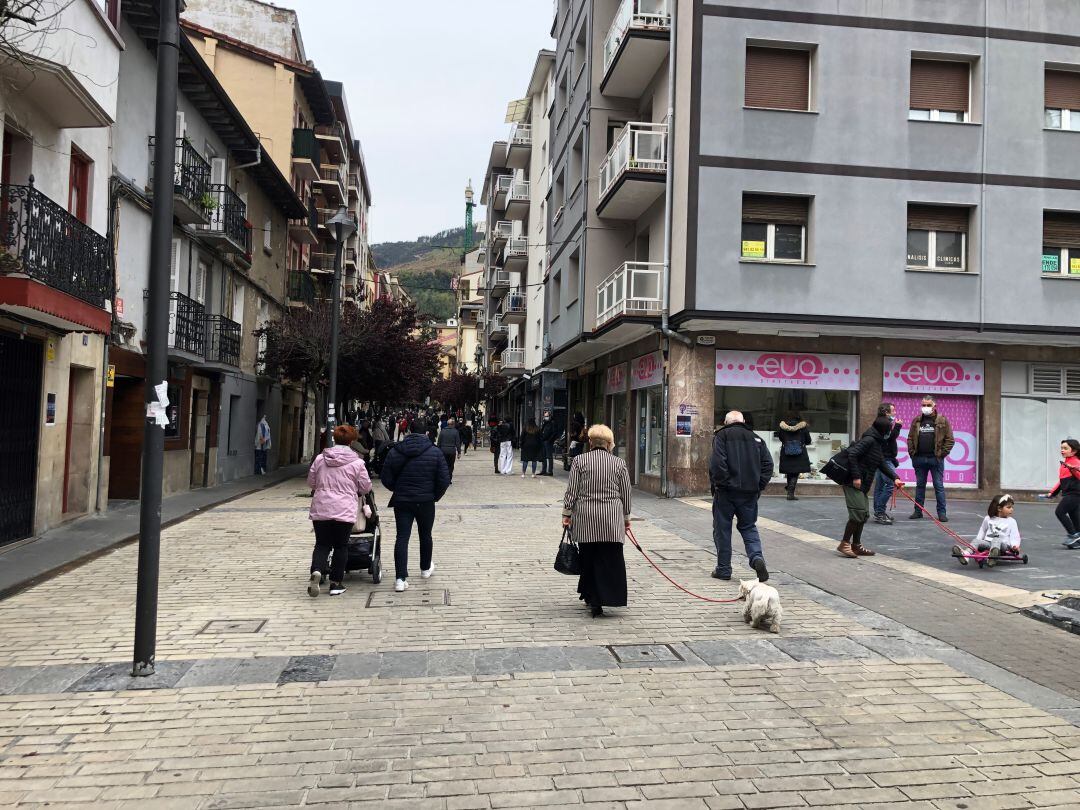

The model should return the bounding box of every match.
[189,389,210,488]
[63,366,96,515]
[108,378,144,500]
[0,331,42,546]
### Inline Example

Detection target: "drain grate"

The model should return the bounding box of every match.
[366,589,450,608]
[198,619,267,635]
[607,643,684,664]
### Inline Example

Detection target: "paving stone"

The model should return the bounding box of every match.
[6,664,96,695]
[328,653,381,681]
[172,658,243,689]
[66,660,193,692]
[687,639,795,666]
[228,656,290,685]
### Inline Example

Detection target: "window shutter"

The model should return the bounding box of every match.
[169,238,181,292]
[1045,69,1080,110]
[210,157,227,186]
[907,204,970,233]
[232,285,245,324]
[910,59,970,112]
[1043,211,1080,249]
[1066,368,1080,396]
[742,194,809,225]
[175,111,187,138]
[1032,366,1065,395]
[745,46,811,111]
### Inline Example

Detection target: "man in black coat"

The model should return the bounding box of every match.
[381,419,451,592]
[709,410,773,582]
[540,411,557,476]
[839,416,905,558]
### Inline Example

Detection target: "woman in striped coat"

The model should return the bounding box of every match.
[561,424,632,616]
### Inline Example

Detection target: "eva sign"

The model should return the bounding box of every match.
[883,357,984,396]
[630,351,663,390]
[715,350,860,391]
[605,362,627,395]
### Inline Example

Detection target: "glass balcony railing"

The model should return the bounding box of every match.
[598,121,668,200]
[596,261,663,327]
[603,0,671,75]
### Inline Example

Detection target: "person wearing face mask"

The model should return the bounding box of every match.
[838,416,905,558]
[906,395,955,523]
[872,402,903,524]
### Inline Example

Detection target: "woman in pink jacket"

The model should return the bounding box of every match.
[307,424,372,597]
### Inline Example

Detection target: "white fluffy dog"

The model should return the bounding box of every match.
[739,579,782,634]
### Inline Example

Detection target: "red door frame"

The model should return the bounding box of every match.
[68,149,90,224]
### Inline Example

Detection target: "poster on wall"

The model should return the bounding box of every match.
[883,357,984,397]
[892,393,979,486]
[715,350,861,390]
[676,414,692,436]
[630,351,663,390]
[605,363,627,395]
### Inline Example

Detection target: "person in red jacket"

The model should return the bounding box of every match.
[1047,438,1080,548]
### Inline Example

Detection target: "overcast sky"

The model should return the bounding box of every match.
[284,0,553,245]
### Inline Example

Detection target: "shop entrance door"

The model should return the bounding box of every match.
[190,390,210,488]
[108,378,144,500]
[0,331,41,546]
[609,395,628,461]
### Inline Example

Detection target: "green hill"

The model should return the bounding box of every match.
[372,227,473,321]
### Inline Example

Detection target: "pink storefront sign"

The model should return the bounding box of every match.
[630,351,663,390]
[605,363,628,395]
[893,393,979,487]
[714,350,861,391]
[883,357,984,396]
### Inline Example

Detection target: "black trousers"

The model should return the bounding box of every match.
[311,519,352,583]
[444,451,456,481]
[1056,493,1080,535]
[394,501,435,581]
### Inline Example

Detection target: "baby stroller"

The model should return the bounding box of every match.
[325,491,383,584]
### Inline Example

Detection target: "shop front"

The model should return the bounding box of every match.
[632,350,664,483]
[605,362,630,462]
[1001,361,1080,490]
[714,350,859,483]
[883,357,982,488]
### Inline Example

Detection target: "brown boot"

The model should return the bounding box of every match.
[851,544,876,557]
[836,541,857,558]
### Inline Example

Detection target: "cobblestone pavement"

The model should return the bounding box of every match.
[1,451,1079,808]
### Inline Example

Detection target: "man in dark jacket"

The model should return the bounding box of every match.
[906,395,955,522]
[540,411,557,476]
[872,402,903,525]
[709,411,773,582]
[839,417,905,558]
[381,419,451,592]
[436,418,461,482]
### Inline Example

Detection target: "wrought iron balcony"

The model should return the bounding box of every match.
[596,260,663,327]
[200,184,249,254]
[203,314,241,367]
[0,180,111,309]
[149,137,212,225]
[167,291,205,357]
[288,270,316,307]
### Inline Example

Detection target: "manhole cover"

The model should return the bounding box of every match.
[366,589,450,608]
[199,619,267,634]
[608,643,683,664]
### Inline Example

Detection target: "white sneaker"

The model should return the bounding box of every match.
[531,473,537,478]
[394,578,408,592]
[521,473,526,478]
[421,563,435,579]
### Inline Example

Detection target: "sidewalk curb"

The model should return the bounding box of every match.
[0,470,305,603]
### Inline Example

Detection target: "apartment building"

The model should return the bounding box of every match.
[0,0,121,544]
[481,50,566,429]
[456,248,485,377]
[540,0,1080,499]
[107,2,306,497]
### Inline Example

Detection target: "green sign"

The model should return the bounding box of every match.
[1043,253,1060,274]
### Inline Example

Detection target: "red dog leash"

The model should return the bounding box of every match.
[625,527,743,604]
[896,487,978,552]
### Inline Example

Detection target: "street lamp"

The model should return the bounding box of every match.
[326,206,357,434]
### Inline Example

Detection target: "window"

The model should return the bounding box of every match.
[461,279,470,300]
[740,194,809,262]
[744,45,811,111]
[569,134,583,189]
[551,271,561,320]
[1045,69,1080,130]
[68,149,91,224]
[573,21,587,83]
[1042,211,1080,276]
[263,215,272,251]
[553,169,565,210]
[105,0,120,27]
[907,204,969,271]
[567,253,580,307]
[910,59,970,122]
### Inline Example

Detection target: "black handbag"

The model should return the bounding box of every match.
[820,448,851,486]
[554,528,581,575]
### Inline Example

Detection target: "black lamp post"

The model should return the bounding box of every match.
[325,206,357,434]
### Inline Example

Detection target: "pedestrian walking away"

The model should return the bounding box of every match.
[489,422,500,473]
[774,411,811,500]
[1045,438,1080,548]
[873,402,902,524]
[562,424,632,617]
[254,414,272,475]
[497,418,514,475]
[838,416,905,558]
[540,411,557,475]
[460,421,473,455]
[709,410,772,583]
[371,417,390,460]
[380,418,450,592]
[907,395,955,522]
[520,419,543,477]
[306,424,372,598]
[436,417,461,482]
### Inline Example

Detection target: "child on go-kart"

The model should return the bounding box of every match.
[954,494,1021,567]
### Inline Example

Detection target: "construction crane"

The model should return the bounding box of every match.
[464,180,475,252]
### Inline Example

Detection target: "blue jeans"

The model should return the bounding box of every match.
[522,459,538,474]
[711,490,764,577]
[912,455,947,516]
[254,448,268,473]
[873,467,896,515]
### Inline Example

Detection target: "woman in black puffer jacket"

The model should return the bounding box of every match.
[838,416,904,559]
